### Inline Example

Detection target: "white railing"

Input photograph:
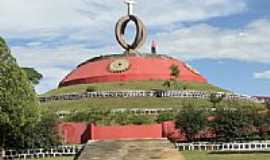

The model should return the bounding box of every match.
[175,142,270,151]
[39,90,262,104]
[1,145,83,159]
[39,90,156,102]
[57,108,175,119]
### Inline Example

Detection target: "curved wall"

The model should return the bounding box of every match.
[59,55,207,87]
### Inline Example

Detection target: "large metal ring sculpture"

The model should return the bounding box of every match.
[115,15,147,53]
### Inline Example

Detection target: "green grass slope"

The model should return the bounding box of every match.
[41,81,263,112]
[41,97,263,112]
[43,80,227,96]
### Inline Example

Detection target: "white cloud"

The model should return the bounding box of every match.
[254,70,270,79]
[0,0,248,93]
[138,0,246,26]
[17,17,270,93]
[154,19,270,63]
[0,0,246,37]
[11,44,121,93]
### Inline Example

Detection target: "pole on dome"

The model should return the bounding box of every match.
[125,0,136,15]
[115,0,147,54]
[151,40,157,54]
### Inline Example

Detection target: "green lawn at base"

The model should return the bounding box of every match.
[39,157,73,160]
[182,151,270,160]
[43,80,226,96]
[40,96,263,112]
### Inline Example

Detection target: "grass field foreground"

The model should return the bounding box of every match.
[40,157,73,160]
[182,151,270,160]
[36,150,270,160]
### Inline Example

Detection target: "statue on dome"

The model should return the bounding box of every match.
[58,0,208,87]
[115,0,147,54]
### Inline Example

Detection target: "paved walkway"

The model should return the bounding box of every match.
[77,139,185,160]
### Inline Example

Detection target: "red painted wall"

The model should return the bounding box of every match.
[57,121,214,144]
[162,121,185,141]
[90,123,163,140]
[57,122,88,144]
[59,55,207,87]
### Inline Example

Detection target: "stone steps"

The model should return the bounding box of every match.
[77,139,177,160]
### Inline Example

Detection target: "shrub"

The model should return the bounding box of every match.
[128,114,154,125]
[65,109,109,123]
[209,93,225,108]
[86,86,96,92]
[162,80,171,88]
[175,106,208,142]
[65,110,156,125]
[107,111,131,125]
[250,110,270,140]
[30,110,60,148]
[156,112,176,123]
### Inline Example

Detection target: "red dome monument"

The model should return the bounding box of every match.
[59,0,207,87]
[59,54,207,87]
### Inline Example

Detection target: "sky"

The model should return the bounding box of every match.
[0,0,270,96]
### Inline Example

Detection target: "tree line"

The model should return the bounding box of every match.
[0,37,58,150]
[175,104,270,142]
[64,102,270,143]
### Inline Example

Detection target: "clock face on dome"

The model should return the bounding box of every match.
[109,59,130,73]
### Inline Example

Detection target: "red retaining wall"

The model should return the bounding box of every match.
[57,122,88,144]
[57,121,208,144]
[162,121,185,141]
[89,123,163,140]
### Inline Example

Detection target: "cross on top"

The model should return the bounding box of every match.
[125,0,136,15]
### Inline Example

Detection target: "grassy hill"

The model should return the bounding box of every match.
[43,80,227,96]
[41,96,263,112]
[40,80,264,112]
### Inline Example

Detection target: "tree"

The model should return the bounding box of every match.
[30,110,60,148]
[0,37,40,149]
[210,108,252,142]
[175,106,207,142]
[169,65,182,89]
[0,37,16,64]
[250,110,270,141]
[22,67,43,85]
[209,93,225,108]
[265,99,270,113]
[170,64,180,80]
[162,80,171,88]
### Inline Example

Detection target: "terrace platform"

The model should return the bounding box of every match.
[77,139,183,160]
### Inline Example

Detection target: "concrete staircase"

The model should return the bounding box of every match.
[77,139,179,160]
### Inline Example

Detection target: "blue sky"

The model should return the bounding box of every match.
[0,0,270,96]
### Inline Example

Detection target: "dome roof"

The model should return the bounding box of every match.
[59,54,207,87]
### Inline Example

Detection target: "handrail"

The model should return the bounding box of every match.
[39,90,260,104]
[1,145,84,159]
